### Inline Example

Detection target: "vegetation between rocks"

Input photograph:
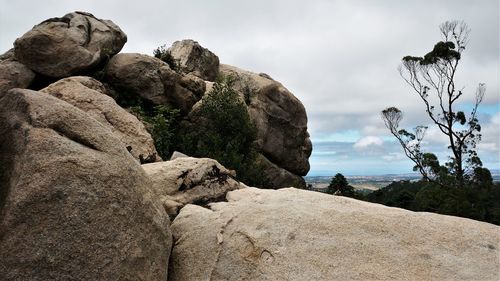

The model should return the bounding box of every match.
[128,74,266,187]
[131,102,180,161]
[178,75,266,187]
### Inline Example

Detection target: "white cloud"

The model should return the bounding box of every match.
[353,136,384,150]
[478,142,498,152]
[382,152,406,161]
[491,112,500,124]
[477,112,500,154]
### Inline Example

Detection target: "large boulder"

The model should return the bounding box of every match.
[142,157,243,218]
[104,53,204,114]
[0,89,172,280]
[0,49,35,93]
[13,11,126,78]
[178,63,311,188]
[169,188,499,281]
[40,76,160,162]
[168,39,220,81]
[220,64,312,176]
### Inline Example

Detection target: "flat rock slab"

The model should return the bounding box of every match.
[169,187,499,281]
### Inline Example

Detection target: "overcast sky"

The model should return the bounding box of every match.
[1,0,499,176]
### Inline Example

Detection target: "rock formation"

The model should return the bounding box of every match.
[219,64,312,182]
[168,39,220,81]
[0,89,171,280]
[104,53,205,114]
[2,12,496,281]
[101,39,311,188]
[40,76,160,162]
[14,11,126,78]
[143,157,243,218]
[169,187,499,281]
[0,49,35,93]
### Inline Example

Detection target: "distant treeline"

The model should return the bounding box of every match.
[311,178,500,225]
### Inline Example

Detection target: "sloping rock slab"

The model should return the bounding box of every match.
[41,76,160,162]
[169,187,499,281]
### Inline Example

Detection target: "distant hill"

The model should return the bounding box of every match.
[306,169,500,192]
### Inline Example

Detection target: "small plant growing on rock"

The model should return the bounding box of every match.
[131,102,180,160]
[153,44,180,72]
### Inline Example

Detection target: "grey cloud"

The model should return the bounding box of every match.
[1,0,497,174]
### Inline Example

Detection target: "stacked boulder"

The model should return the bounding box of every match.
[13,11,127,78]
[2,10,312,189]
[1,12,497,281]
[101,39,311,188]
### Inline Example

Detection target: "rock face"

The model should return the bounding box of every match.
[142,157,242,218]
[104,53,204,114]
[14,11,126,78]
[0,89,172,281]
[255,154,306,188]
[0,49,35,93]
[169,188,499,281]
[168,39,220,81]
[220,64,312,181]
[40,76,160,162]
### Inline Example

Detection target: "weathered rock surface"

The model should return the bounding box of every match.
[168,39,220,81]
[255,154,306,188]
[14,11,126,78]
[104,53,204,114]
[40,76,160,162]
[220,64,312,176]
[0,49,35,93]
[0,89,171,281]
[143,157,242,218]
[169,188,499,281]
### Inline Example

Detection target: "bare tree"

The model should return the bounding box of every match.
[381,107,435,182]
[382,21,486,187]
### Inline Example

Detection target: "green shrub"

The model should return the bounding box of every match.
[131,102,180,160]
[178,75,265,187]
